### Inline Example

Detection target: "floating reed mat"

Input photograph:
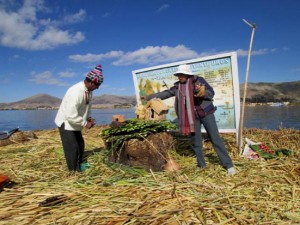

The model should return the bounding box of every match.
[0,126,299,224]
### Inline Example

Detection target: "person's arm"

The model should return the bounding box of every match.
[144,86,176,101]
[85,92,96,129]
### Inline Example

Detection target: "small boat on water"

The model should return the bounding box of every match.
[270,102,284,107]
[0,128,19,140]
[268,102,291,107]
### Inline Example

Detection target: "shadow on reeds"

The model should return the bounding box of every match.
[205,152,221,164]
[174,134,233,166]
[83,147,106,160]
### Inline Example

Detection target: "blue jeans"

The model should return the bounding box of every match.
[191,113,233,169]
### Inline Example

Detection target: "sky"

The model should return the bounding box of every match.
[0,0,299,103]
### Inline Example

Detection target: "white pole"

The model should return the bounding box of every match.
[238,19,256,155]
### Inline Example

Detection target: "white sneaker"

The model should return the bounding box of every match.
[227,167,236,175]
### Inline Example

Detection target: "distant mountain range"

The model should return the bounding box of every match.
[0,81,299,110]
[240,81,300,103]
[0,94,136,110]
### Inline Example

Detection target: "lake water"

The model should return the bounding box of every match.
[0,106,299,132]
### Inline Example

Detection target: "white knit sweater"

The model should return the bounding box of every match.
[55,81,92,131]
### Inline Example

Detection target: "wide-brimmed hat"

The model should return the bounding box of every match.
[174,64,193,76]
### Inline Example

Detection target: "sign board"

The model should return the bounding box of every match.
[132,52,240,134]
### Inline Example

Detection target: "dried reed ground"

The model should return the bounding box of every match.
[0,126,299,225]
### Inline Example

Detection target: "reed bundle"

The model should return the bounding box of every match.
[0,126,299,224]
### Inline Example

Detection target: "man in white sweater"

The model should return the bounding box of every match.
[55,65,103,172]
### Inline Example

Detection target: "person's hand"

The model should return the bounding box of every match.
[195,84,205,97]
[85,118,96,129]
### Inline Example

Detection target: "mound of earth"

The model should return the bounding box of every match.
[109,132,174,172]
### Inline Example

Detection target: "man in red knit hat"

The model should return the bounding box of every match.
[55,65,103,172]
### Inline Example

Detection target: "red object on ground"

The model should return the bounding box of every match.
[0,175,10,189]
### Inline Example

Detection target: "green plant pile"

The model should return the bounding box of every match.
[101,119,177,151]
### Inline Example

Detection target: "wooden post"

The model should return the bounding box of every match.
[239,19,257,155]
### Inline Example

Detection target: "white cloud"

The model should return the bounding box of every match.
[113,45,199,66]
[69,45,199,65]
[282,47,289,51]
[31,27,84,49]
[59,71,76,78]
[270,48,277,52]
[0,0,85,50]
[69,45,278,66]
[63,9,86,24]
[18,0,45,21]
[29,71,69,86]
[155,4,169,13]
[235,48,274,57]
[69,51,124,62]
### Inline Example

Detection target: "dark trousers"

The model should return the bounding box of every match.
[58,123,84,171]
[191,113,233,169]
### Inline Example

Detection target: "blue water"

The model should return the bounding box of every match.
[0,106,299,131]
[242,105,300,130]
[0,108,135,131]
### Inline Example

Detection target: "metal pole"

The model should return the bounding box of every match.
[238,19,256,155]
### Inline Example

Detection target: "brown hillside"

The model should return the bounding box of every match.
[92,94,136,105]
[240,81,300,102]
[0,94,61,109]
[0,94,136,110]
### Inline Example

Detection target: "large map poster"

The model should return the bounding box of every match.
[132,52,240,133]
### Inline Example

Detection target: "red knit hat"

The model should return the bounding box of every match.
[86,65,103,84]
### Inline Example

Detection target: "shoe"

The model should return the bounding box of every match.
[227,167,236,175]
[80,162,90,172]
